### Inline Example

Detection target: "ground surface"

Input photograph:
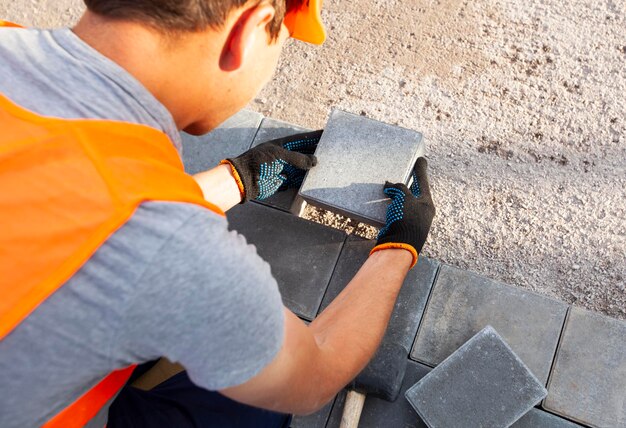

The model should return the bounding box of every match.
[2,0,624,320]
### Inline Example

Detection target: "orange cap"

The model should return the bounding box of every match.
[283,0,326,45]
[0,20,23,28]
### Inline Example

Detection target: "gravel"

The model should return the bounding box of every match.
[3,0,624,319]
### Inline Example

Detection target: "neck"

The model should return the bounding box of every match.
[72,12,222,131]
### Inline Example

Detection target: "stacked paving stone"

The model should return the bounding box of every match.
[181,110,626,428]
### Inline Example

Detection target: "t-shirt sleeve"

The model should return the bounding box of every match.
[119,209,285,391]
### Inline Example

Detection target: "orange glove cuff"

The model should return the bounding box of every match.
[220,159,246,201]
[370,243,418,269]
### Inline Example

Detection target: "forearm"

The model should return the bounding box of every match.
[193,164,242,212]
[134,251,412,414]
[308,248,412,402]
[220,249,412,415]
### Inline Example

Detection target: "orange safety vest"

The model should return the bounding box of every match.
[0,86,222,426]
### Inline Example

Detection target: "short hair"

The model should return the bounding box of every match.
[83,0,302,40]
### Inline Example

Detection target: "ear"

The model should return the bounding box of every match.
[220,3,276,71]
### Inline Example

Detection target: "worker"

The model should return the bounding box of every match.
[0,0,435,427]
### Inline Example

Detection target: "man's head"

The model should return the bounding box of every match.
[75,0,323,134]
[82,0,295,40]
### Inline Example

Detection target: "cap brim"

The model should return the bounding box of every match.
[284,0,327,45]
[0,21,23,28]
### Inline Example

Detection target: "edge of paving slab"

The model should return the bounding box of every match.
[407,261,443,369]
[543,305,572,412]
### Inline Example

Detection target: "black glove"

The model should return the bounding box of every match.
[222,130,322,202]
[370,158,435,268]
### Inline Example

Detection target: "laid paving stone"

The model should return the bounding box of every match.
[251,117,311,146]
[511,408,583,427]
[319,235,438,400]
[543,307,626,427]
[411,265,567,384]
[290,398,336,428]
[227,202,346,320]
[181,109,262,174]
[250,117,313,213]
[299,109,424,226]
[326,361,431,428]
[406,326,547,428]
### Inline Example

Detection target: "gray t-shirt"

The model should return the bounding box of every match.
[0,27,285,428]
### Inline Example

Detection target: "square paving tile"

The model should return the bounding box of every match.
[406,326,547,428]
[250,117,313,213]
[251,117,311,147]
[544,307,626,427]
[511,409,582,427]
[326,361,431,428]
[227,202,346,320]
[319,235,438,400]
[411,265,568,384]
[299,109,424,226]
[181,109,262,174]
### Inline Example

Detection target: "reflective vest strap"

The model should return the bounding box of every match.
[0,93,224,340]
[0,20,23,28]
[43,365,137,428]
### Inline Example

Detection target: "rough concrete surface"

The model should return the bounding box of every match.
[4,0,624,319]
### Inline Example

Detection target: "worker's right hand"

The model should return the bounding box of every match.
[221,130,322,203]
[370,158,436,269]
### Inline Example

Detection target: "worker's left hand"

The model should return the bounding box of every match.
[222,130,322,202]
[370,158,436,269]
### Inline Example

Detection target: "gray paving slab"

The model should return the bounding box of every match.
[319,235,438,400]
[326,361,431,428]
[290,398,336,428]
[181,109,262,174]
[411,265,568,384]
[227,202,346,320]
[406,326,547,428]
[544,307,626,427]
[299,109,424,226]
[250,117,313,212]
[511,409,583,427]
[251,117,312,147]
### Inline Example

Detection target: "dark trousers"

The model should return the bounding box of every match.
[108,365,292,428]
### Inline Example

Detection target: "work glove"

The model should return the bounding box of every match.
[221,130,322,202]
[370,158,436,269]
